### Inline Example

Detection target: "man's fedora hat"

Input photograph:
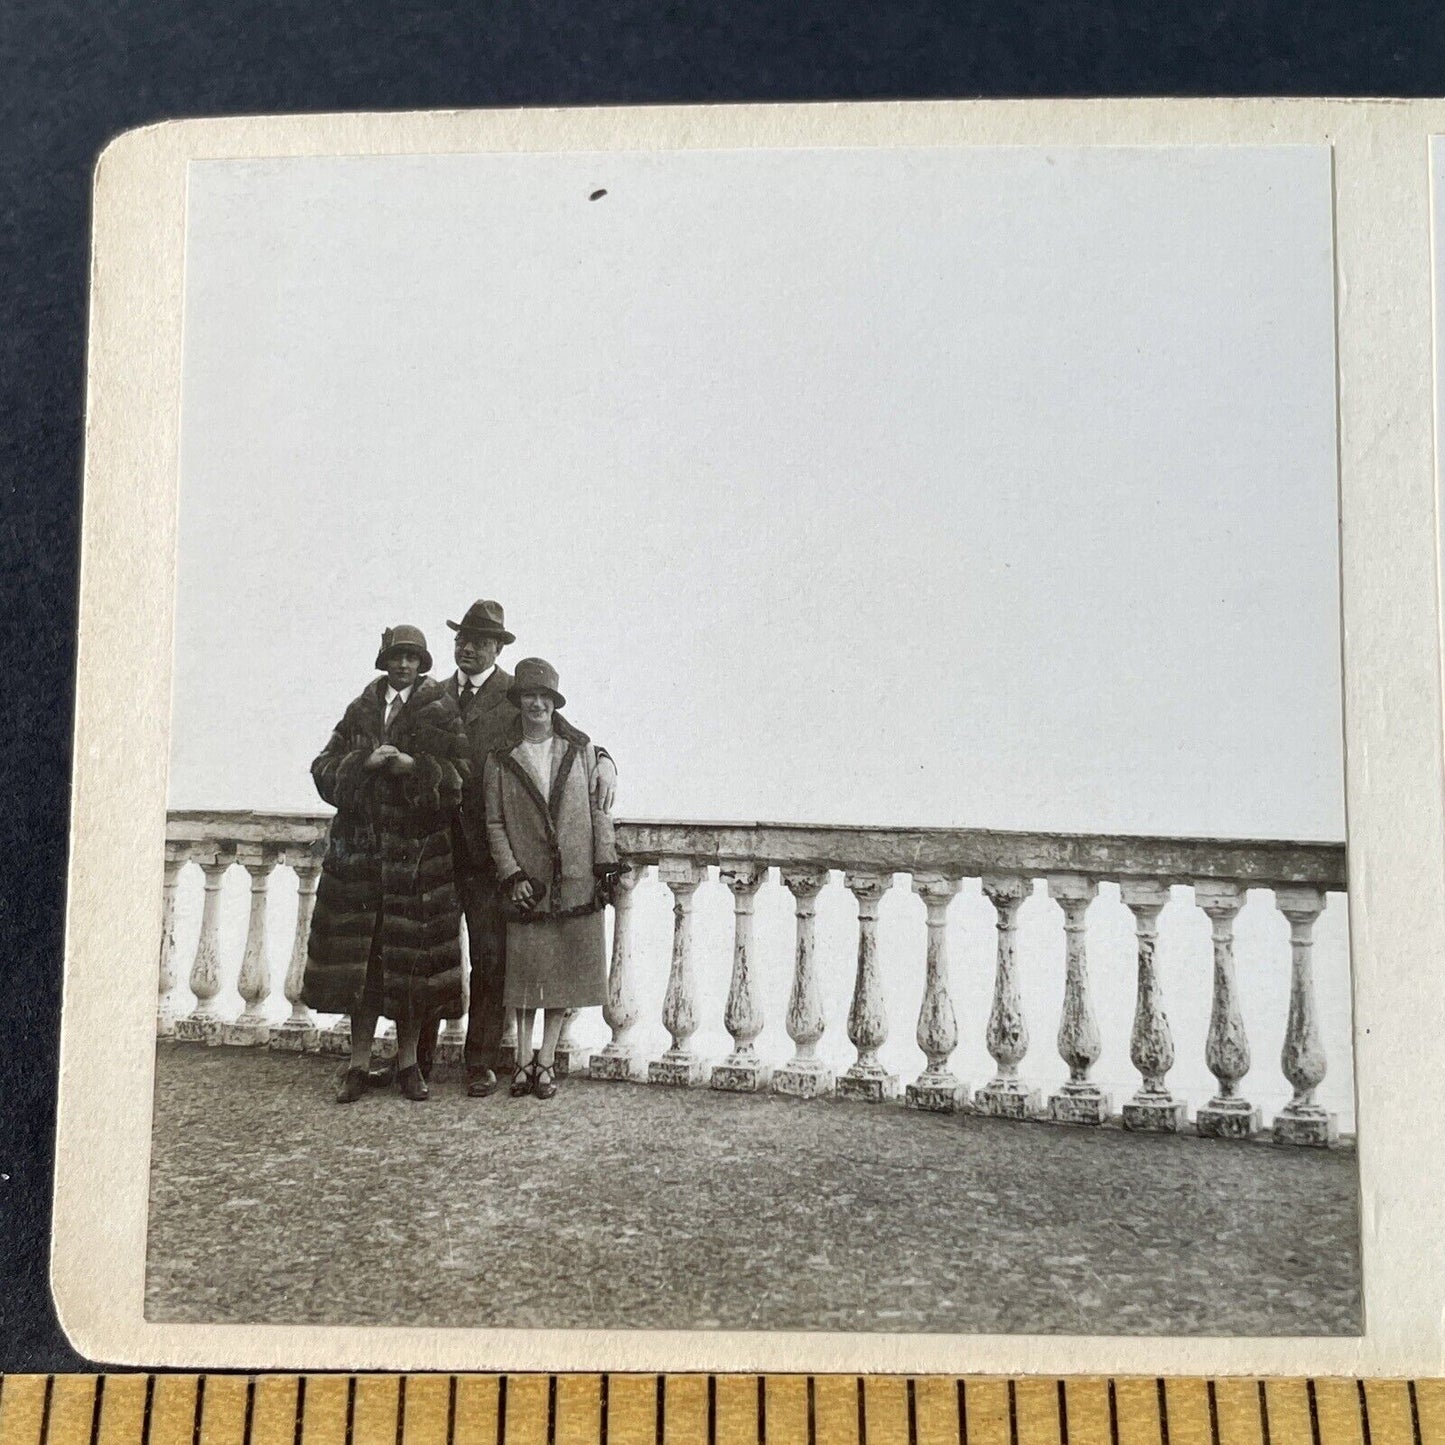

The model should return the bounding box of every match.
[447,599,516,645]
[375,624,433,674]
[506,657,566,709]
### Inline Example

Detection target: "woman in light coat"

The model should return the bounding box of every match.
[482,657,618,1099]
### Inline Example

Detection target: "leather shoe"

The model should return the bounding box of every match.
[366,1060,398,1090]
[398,1064,429,1101]
[466,1068,499,1098]
[336,1068,369,1104]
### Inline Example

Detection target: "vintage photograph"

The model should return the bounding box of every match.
[144,141,1358,1337]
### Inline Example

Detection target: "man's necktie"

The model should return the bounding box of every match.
[461,679,476,706]
[385,691,402,733]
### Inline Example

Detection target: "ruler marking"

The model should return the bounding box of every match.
[395,1381,405,1445]
[345,1383,356,1445]
[1108,1383,1119,1445]
[40,1379,55,1445]
[857,1381,867,1445]
[1407,1387,1421,1445]
[806,1382,815,1445]
[1058,1387,1068,1445]
[191,1379,206,1445]
[495,1382,506,1445]
[141,1379,156,1445]
[1207,1385,1219,1445]
[1307,1383,1322,1445]
[1357,1384,1372,1445]
[292,1382,305,1445]
[599,1379,607,1445]
[1157,1385,1170,1445]
[907,1383,918,1445]
[445,1382,455,1445]
[242,1384,255,1445]
[707,1380,717,1445]
[1260,1386,1272,1445]
[1010,1386,1020,1445]
[757,1379,766,1445]
[655,1380,663,1445]
[958,1383,968,1445]
[88,1380,106,1445]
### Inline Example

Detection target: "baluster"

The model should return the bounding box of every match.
[175,855,233,1043]
[1120,880,1186,1131]
[836,872,898,1102]
[554,1009,590,1078]
[156,849,186,1039]
[1273,887,1337,1146]
[592,863,648,1081]
[905,874,965,1112]
[649,859,709,1085]
[1046,875,1110,1125]
[275,855,322,1052]
[1194,881,1260,1139]
[222,849,277,1045]
[320,1015,353,1057]
[712,862,770,1092]
[974,875,1040,1117]
[498,1010,519,1072]
[772,869,833,1099]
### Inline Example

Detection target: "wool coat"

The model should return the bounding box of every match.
[482,725,618,922]
[301,674,469,1023]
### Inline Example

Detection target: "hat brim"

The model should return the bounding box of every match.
[447,619,516,644]
[507,685,566,710]
[376,646,434,673]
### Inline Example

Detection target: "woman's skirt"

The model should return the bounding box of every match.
[503,910,607,1010]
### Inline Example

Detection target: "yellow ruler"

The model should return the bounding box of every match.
[0,1377,1439,1445]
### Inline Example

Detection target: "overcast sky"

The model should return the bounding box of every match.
[170,144,1342,841]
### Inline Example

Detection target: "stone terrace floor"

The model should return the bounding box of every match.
[147,1045,1361,1336]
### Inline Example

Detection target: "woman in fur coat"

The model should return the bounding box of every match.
[302,625,469,1103]
[482,657,619,1100]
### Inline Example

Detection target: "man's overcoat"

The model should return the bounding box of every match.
[302,674,469,1023]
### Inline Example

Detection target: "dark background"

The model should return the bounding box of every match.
[4,0,1445,1373]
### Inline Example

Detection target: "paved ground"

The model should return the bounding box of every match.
[146,1045,1361,1335]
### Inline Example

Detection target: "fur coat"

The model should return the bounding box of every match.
[301,674,469,1022]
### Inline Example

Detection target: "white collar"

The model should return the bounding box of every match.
[457,665,496,690]
[384,682,414,703]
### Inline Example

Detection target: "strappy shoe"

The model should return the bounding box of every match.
[509,1057,538,1097]
[533,1062,558,1101]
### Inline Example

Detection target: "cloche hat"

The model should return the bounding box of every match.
[446,599,516,645]
[375,624,433,674]
[506,657,566,709]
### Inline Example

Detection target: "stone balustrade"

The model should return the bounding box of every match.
[159,809,1350,1145]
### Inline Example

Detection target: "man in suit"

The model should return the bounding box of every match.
[416,599,617,1095]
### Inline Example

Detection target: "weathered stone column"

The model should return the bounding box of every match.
[1120,880,1185,1131]
[319,1015,352,1057]
[905,874,965,1112]
[1194,881,1260,1139]
[973,875,1040,1117]
[221,850,277,1046]
[649,858,709,1085]
[1273,886,1337,1146]
[156,851,185,1040]
[498,1009,519,1071]
[712,862,771,1092]
[592,863,647,1081]
[772,869,833,1099]
[554,1009,590,1078]
[273,857,321,1052]
[1046,874,1110,1125]
[837,872,898,1102]
[175,856,232,1043]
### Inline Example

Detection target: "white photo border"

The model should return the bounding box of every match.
[54,99,1445,1374]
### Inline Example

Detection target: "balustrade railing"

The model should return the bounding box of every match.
[159,809,1350,1146]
